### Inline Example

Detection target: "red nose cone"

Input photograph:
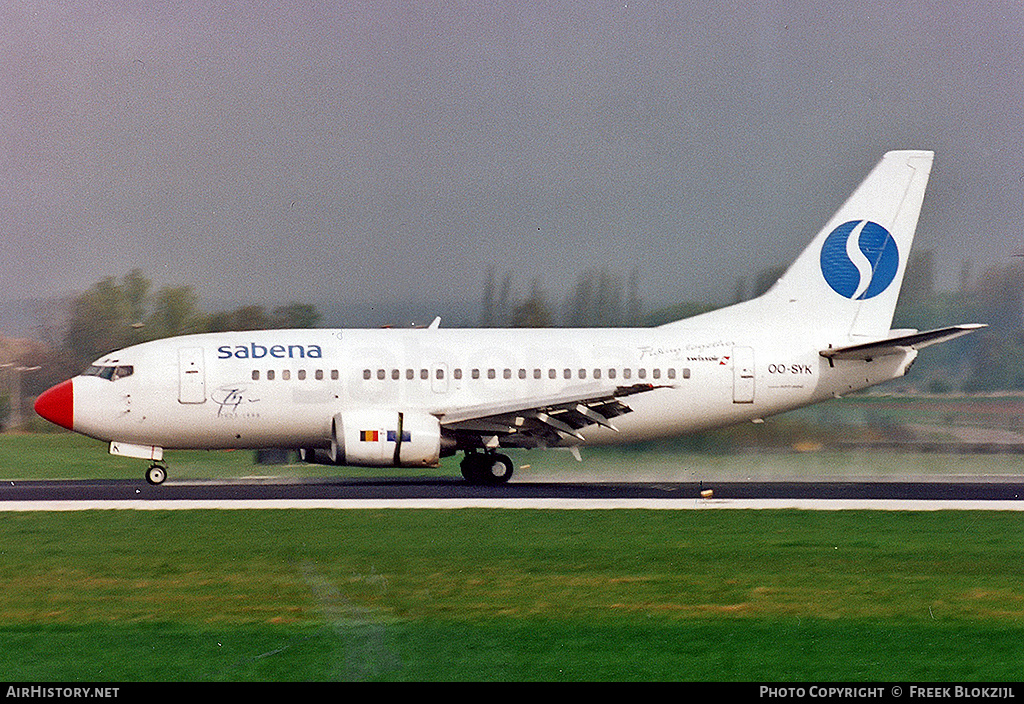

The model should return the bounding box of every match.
[34,379,74,430]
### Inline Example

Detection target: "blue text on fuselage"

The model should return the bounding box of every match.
[217,343,323,360]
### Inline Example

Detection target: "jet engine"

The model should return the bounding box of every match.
[311,410,441,467]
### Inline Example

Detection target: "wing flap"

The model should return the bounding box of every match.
[437,383,663,448]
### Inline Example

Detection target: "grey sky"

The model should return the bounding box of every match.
[2,1,1021,318]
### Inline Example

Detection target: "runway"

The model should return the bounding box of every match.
[1,476,1022,511]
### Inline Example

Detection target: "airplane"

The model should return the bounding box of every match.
[34,150,984,485]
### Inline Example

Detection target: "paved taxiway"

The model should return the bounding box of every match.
[1,477,1022,511]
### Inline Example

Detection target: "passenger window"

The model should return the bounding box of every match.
[683,368,691,379]
[406,369,414,380]
[534,369,541,379]
[377,369,385,380]
[252,370,260,381]
[420,369,429,380]
[331,370,339,380]
[472,369,480,379]
[298,370,306,380]
[519,369,526,379]
[608,369,617,379]
[667,368,676,380]
[316,369,324,380]
[267,370,275,381]
[363,369,371,380]
[548,369,556,379]
[282,370,291,381]
[488,369,496,379]
[436,368,444,379]
[454,369,463,380]
[593,369,601,379]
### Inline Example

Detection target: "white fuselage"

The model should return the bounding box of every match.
[69,325,913,452]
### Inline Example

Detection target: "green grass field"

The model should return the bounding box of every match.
[1,509,1023,681]
[2,429,1023,681]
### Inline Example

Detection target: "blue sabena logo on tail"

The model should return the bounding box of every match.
[819,220,899,299]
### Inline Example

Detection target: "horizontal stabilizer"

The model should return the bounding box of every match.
[820,324,986,362]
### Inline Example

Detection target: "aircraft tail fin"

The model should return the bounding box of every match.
[772,149,934,339]
[666,150,935,341]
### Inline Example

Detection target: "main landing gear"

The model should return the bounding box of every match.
[460,451,514,485]
[146,463,168,485]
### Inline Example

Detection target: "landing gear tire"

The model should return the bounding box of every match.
[460,454,481,483]
[146,464,167,485]
[482,454,514,485]
[460,452,514,485]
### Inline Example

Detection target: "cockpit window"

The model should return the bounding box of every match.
[83,365,134,381]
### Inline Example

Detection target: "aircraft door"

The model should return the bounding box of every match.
[178,347,206,404]
[732,346,755,404]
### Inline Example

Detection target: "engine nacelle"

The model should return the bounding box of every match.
[327,409,441,467]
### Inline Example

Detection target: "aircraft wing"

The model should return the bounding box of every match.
[435,383,664,448]
[820,324,986,362]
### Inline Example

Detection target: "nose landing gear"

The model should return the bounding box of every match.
[145,463,168,485]
[460,451,514,485]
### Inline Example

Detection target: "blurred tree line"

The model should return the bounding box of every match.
[481,253,1024,393]
[25,269,320,395]
[480,265,644,328]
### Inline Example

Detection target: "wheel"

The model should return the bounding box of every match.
[146,464,167,485]
[461,452,514,485]
[460,453,484,483]
[481,454,514,485]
